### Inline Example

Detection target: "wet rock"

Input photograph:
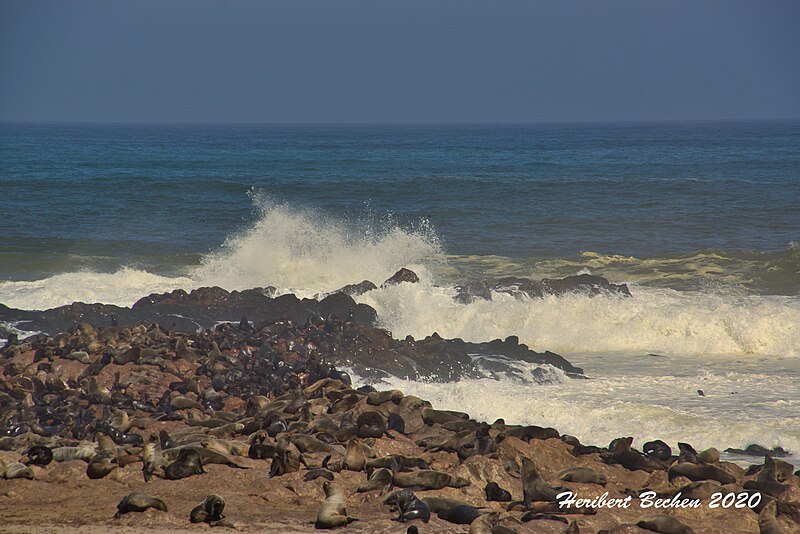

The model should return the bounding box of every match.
[382,268,419,286]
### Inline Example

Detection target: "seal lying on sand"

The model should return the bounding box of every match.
[115,493,168,517]
[315,481,358,529]
[190,494,225,523]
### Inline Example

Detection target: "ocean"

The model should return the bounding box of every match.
[1,120,799,461]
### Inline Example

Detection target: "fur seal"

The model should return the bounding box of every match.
[501,425,559,441]
[3,462,34,480]
[512,456,564,508]
[636,514,695,534]
[142,435,165,482]
[485,481,513,501]
[367,455,428,470]
[604,437,666,472]
[393,469,470,490]
[190,494,225,523]
[315,481,358,529]
[393,490,431,523]
[421,407,469,425]
[556,466,607,486]
[388,413,406,434]
[357,467,393,492]
[437,504,483,524]
[758,499,785,534]
[164,448,205,480]
[26,445,53,466]
[115,493,168,517]
[366,389,404,406]
[643,440,672,461]
[356,411,390,439]
[668,462,736,485]
[87,451,118,479]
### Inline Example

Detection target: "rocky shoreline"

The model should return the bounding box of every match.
[0,274,797,533]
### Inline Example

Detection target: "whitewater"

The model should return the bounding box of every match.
[2,200,799,460]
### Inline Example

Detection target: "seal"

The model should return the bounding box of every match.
[388,413,406,434]
[356,411,390,439]
[668,462,736,485]
[393,469,470,490]
[315,481,358,529]
[142,435,165,482]
[357,467,393,492]
[643,440,672,461]
[3,462,34,480]
[164,448,205,480]
[190,494,225,524]
[115,493,168,517]
[758,499,783,534]
[485,481,513,502]
[636,514,695,534]
[437,504,483,525]
[556,466,607,486]
[366,389,404,406]
[392,489,431,523]
[603,437,666,473]
[86,451,118,479]
[26,445,53,466]
[516,456,564,508]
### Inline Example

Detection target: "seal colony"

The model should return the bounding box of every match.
[0,271,798,533]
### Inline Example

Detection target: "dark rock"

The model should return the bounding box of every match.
[335,280,378,296]
[382,268,420,286]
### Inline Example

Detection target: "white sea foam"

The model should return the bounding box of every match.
[192,195,442,294]
[357,282,800,358]
[353,358,800,457]
[0,268,194,309]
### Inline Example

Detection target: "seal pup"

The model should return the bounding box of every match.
[636,514,695,534]
[190,494,225,524]
[115,493,168,517]
[3,462,34,480]
[393,490,431,523]
[315,481,358,529]
[164,448,205,480]
[26,445,53,466]
[485,481,513,501]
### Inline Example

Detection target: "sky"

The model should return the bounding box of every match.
[1,0,799,123]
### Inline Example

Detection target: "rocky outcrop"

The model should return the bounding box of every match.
[0,287,377,335]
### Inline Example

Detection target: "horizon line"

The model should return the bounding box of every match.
[2,117,800,127]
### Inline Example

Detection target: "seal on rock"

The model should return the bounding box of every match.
[392,490,431,523]
[485,481,513,502]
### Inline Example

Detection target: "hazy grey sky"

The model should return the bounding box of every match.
[1,0,799,123]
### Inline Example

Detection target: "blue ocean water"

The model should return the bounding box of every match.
[2,120,799,289]
[2,120,800,456]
